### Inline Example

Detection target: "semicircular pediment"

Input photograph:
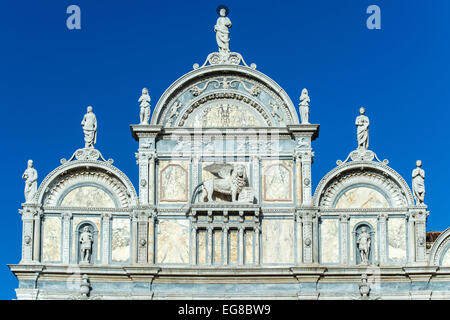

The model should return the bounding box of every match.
[59,185,116,208]
[152,65,299,128]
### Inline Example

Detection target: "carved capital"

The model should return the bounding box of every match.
[101,212,112,221]
[62,211,73,220]
[339,213,350,222]
[377,212,389,221]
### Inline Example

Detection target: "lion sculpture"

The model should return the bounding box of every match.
[193,163,249,203]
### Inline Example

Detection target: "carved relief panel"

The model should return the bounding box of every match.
[262,160,293,203]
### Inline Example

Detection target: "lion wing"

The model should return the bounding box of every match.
[203,163,234,179]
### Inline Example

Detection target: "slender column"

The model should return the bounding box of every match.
[148,153,157,205]
[100,212,112,265]
[62,211,73,264]
[295,212,303,264]
[222,226,229,266]
[207,226,213,265]
[295,156,303,205]
[136,151,149,205]
[20,206,36,264]
[299,149,314,206]
[131,213,138,264]
[312,213,320,263]
[406,212,415,264]
[191,155,200,200]
[339,213,349,265]
[302,211,313,264]
[378,212,388,265]
[414,209,428,263]
[148,212,155,264]
[251,155,260,203]
[191,225,198,265]
[254,225,260,265]
[33,209,43,262]
[238,226,244,266]
[136,211,151,264]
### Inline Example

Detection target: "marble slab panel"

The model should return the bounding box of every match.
[388,218,407,262]
[320,219,339,264]
[262,160,293,203]
[61,186,115,208]
[335,187,389,209]
[111,218,130,262]
[156,219,190,264]
[262,219,294,264]
[159,161,189,203]
[42,216,61,262]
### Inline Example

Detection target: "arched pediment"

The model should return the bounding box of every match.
[429,228,450,266]
[314,162,414,208]
[36,160,138,209]
[151,65,299,128]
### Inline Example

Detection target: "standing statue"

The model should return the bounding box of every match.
[412,160,425,205]
[22,159,38,203]
[355,107,369,149]
[299,88,310,124]
[81,106,97,148]
[79,226,93,263]
[138,88,151,124]
[214,5,232,54]
[357,226,371,264]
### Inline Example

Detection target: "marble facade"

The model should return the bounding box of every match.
[9,8,450,300]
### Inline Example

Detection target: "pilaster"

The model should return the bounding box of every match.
[62,211,73,264]
[339,213,350,265]
[378,212,388,265]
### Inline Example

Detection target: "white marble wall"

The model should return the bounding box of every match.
[156,219,190,264]
[111,218,130,262]
[61,186,115,208]
[42,216,61,262]
[320,218,339,264]
[388,218,407,262]
[159,161,189,203]
[262,219,294,264]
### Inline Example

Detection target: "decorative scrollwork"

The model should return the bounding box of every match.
[61,148,113,164]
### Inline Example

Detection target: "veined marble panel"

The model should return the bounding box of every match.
[213,230,222,265]
[245,230,254,264]
[159,161,189,203]
[335,187,389,209]
[262,160,293,203]
[156,219,190,264]
[388,218,407,262]
[111,218,130,262]
[262,219,294,264]
[148,222,154,263]
[72,216,101,261]
[350,218,377,262]
[229,230,238,264]
[197,230,207,264]
[42,216,61,262]
[320,219,339,264]
[60,186,115,208]
[442,248,450,266]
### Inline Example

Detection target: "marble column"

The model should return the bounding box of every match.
[136,151,150,205]
[406,212,415,264]
[299,149,314,206]
[251,155,260,203]
[295,212,303,264]
[62,212,73,264]
[414,209,428,263]
[254,225,260,265]
[191,225,198,265]
[101,212,112,265]
[136,211,151,264]
[312,213,320,263]
[191,155,200,193]
[302,211,313,264]
[148,213,155,264]
[378,212,388,265]
[131,214,138,264]
[223,226,229,266]
[207,226,214,265]
[148,153,157,205]
[20,206,36,264]
[339,213,349,265]
[33,209,43,263]
[238,226,244,266]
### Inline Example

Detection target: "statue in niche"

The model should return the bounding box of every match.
[81,106,97,148]
[79,226,94,263]
[138,88,151,124]
[22,159,37,203]
[214,5,232,54]
[357,226,371,264]
[299,88,310,124]
[192,163,250,203]
[412,160,425,205]
[355,107,369,150]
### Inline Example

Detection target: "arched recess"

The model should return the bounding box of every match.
[36,161,138,208]
[313,162,414,208]
[75,220,99,264]
[151,64,299,127]
[429,228,450,266]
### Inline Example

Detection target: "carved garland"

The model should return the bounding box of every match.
[319,170,408,208]
[44,169,131,208]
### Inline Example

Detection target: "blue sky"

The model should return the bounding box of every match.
[0,0,449,299]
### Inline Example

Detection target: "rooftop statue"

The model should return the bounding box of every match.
[299,88,310,124]
[138,88,151,125]
[356,107,369,150]
[81,106,97,148]
[412,160,425,205]
[214,5,232,54]
[22,159,37,203]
